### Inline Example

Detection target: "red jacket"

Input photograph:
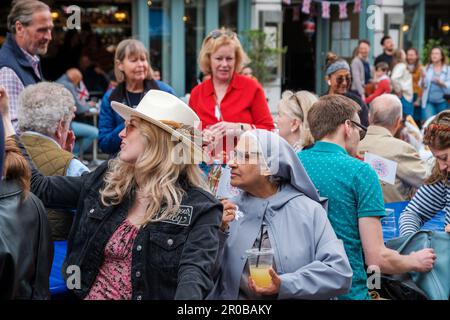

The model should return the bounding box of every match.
[365,78,391,104]
[189,73,274,130]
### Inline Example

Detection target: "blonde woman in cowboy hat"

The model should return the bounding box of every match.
[2,89,222,300]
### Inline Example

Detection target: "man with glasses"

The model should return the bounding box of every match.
[0,1,53,132]
[298,95,436,300]
[358,94,427,203]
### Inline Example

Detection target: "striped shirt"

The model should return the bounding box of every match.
[399,180,450,236]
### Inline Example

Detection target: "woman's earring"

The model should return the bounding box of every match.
[327,80,331,86]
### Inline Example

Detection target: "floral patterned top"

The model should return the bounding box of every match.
[85,219,139,300]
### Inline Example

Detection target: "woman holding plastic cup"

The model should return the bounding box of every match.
[210,130,353,299]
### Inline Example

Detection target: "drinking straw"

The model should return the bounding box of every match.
[256,223,264,268]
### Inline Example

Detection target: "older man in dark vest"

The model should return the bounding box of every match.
[18,82,89,240]
[0,0,53,131]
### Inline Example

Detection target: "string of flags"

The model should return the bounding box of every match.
[282,0,363,19]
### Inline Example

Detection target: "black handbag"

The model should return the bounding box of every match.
[375,273,429,300]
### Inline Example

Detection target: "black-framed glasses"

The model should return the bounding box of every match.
[208,29,235,40]
[350,120,367,140]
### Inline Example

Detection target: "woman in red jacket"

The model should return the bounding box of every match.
[189,28,274,162]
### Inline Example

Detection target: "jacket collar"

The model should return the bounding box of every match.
[366,125,393,137]
[0,180,22,199]
[22,131,62,149]
[239,184,310,215]
[109,79,157,103]
[264,184,302,211]
[311,141,348,155]
[20,46,40,65]
[204,73,244,97]
[5,33,36,70]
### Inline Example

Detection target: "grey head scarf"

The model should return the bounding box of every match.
[239,129,327,210]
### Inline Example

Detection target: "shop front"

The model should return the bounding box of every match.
[137,0,252,96]
[403,0,449,57]
[0,0,252,97]
[282,0,375,96]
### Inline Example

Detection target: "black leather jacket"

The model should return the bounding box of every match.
[0,180,53,299]
[28,160,222,300]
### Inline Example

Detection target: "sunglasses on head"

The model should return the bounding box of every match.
[350,120,367,140]
[287,93,304,118]
[208,29,235,40]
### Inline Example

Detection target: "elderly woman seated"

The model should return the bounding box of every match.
[210,130,352,300]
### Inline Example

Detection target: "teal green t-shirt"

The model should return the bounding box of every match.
[298,142,386,300]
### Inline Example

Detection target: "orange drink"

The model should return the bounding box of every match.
[249,265,272,287]
[245,248,274,288]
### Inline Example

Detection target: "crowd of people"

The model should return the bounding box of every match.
[0,0,450,300]
[350,36,450,125]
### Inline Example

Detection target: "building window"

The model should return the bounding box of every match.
[185,0,205,93]
[330,4,360,60]
[149,0,171,84]
[38,1,132,83]
[219,0,238,30]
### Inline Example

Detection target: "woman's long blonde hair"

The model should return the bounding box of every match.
[100,118,206,224]
[424,111,450,185]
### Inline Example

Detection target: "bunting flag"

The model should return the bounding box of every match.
[339,2,348,19]
[77,80,89,103]
[302,0,311,14]
[322,1,330,19]
[293,6,301,21]
[353,0,362,13]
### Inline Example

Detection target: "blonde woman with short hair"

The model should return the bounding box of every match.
[276,90,318,151]
[189,28,274,162]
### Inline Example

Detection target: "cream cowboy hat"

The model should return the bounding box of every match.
[111,90,206,162]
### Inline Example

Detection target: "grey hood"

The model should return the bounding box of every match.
[240,129,327,210]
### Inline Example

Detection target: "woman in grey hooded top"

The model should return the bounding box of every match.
[211,129,352,300]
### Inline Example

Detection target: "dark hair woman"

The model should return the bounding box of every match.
[324,52,369,127]
[0,87,52,299]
